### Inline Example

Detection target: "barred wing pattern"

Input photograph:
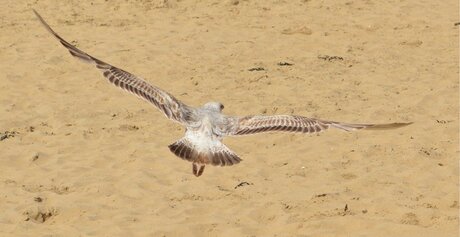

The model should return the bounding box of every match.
[226,115,411,136]
[34,10,195,124]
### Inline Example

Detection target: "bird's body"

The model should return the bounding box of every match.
[34,10,411,177]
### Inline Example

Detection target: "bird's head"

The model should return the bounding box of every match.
[203,102,224,112]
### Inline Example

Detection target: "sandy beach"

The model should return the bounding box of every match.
[0,0,458,236]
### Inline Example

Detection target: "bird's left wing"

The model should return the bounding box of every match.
[222,115,411,136]
[33,10,196,125]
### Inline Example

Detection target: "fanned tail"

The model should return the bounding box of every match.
[168,138,241,166]
[168,134,242,177]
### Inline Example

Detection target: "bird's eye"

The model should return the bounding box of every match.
[220,104,224,110]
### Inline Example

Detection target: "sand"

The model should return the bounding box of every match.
[0,0,458,236]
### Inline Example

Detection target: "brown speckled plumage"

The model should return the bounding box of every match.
[34,10,412,177]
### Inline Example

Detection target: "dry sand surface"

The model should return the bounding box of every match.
[0,0,458,236]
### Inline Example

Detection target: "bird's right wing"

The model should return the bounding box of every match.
[34,10,197,125]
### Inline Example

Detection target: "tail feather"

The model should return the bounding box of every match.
[168,137,241,167]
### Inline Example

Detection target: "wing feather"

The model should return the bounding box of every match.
[33,10,196,125]
[224,115,411,136]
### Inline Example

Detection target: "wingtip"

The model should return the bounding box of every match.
[392,122,413,127]
[32,9,49,29]
[32,9,41,19]
[367,122,413,130]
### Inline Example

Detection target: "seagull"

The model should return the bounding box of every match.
[34,10,412,177]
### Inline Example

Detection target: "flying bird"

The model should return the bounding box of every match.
[34,10,411,177]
